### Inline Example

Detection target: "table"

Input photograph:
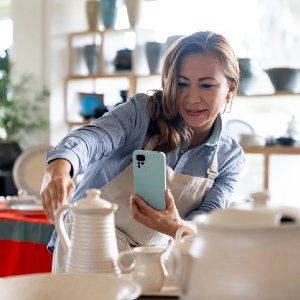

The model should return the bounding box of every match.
[242,145,300,189]
[0,206,55,277]
[138,296,178,299]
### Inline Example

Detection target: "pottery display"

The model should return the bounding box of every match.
[86,0,99,30]
[83,44,99,74]
[99,0,118,28]
[54,189,120,275]
[79,92,104,119]
[0,273,142,300]
[118,246,167,293]
[165,225,196,288]
[164,35,185,53]
[125,0,144,28]
[276,136,297,146]
[114,49,132,70]
[168,191,300,299]
[0,142,22,171]
[265,67,300,93]
[145,42,163,74]
[238,133,266,147]
[237,58,275,95]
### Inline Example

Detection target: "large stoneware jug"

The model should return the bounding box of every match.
[170,191,300,300]
[54,189,120,276]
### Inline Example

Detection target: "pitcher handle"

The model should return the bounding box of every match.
[175,225,197,242]
[54,205,71,254]
[117,251,136,273]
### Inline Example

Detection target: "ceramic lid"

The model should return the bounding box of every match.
[73,189,112,209]
[194,191,300,228]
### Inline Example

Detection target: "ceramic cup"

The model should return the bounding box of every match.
[117,246,166,292]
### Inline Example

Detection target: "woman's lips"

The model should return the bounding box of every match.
[185,109,206,117]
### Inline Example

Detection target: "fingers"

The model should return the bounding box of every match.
[42,179,75,223]
[130,189,184,239]
[40,159,75,223]
[130,194,153,223]
[165,189,174,209]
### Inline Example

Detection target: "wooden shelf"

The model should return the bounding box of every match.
[67,120,92,127]
[242,145,300,155]
[242,145,300,190]
[237,91,300,97]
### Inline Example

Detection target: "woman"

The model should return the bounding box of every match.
[41,31,245,257]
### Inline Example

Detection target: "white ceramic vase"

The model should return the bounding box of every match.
[125,0,144,28]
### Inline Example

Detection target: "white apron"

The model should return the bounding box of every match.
[52,136,218,273]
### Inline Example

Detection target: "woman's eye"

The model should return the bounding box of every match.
[178,82,188,87]
[202,84,214,89]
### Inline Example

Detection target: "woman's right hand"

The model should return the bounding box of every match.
[40,159,75,223]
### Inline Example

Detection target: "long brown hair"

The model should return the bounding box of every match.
[147,31,240,153]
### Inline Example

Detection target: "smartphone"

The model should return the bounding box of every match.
[133,150,166,211]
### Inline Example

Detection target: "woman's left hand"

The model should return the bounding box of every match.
[130,189,185,239]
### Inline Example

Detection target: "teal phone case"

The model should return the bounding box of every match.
[133,150,166,211]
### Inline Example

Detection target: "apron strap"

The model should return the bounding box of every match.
[144,135,160,151]
[207,146,219,181]
[146,134,219,181]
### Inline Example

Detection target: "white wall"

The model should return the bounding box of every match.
[11,0,88,149]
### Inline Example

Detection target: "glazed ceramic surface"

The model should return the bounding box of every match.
[170,191,300,300]
[54,189,120,275]
[0,273,141,300]
[239,133,266,147]
[118,246,167,293]
[165,225,196,289]
[125,0,144,28]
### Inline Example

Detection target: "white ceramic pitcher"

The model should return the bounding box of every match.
[118,246,167,293]
[165,225,196,288]
[54,189,120,276]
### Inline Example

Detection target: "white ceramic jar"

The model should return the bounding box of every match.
[170,191,300,300]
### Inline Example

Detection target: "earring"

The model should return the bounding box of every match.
[222,98,233,114]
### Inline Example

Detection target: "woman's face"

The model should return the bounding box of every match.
[177,53,234,137]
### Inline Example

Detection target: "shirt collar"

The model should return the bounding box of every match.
[204,114,222,147]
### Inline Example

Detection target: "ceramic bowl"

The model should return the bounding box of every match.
[276,137,297,146]
[0,273,142,300]
[239,133,266,147]
[237,58,275,95]
[265,68,300,93]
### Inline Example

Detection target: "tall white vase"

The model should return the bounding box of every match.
[125,0,144,28]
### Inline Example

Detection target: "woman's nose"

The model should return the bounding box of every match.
[186,86,202,103]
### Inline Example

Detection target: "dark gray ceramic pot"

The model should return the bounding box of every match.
[0,142,22,171]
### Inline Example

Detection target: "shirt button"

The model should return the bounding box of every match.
[180,150,185,154]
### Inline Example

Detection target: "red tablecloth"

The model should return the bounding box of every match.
[0,206,55,277]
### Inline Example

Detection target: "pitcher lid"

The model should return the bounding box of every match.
[74,189,112,209]
[193,191,300,228]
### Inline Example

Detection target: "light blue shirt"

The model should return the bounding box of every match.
[46,93,245,252]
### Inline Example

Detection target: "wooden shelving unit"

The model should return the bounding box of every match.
[64,28,162,130]
[242,145,300,189]
[64,30,300,131]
